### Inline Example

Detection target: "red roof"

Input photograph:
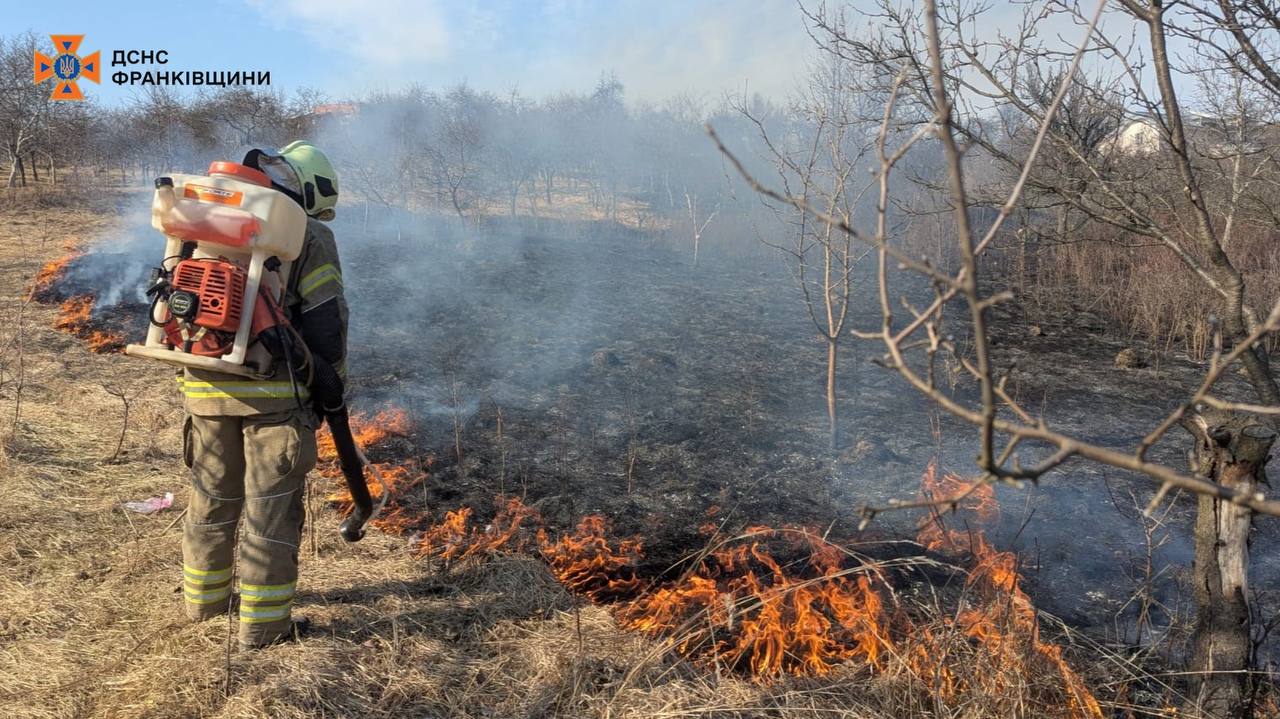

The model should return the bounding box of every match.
[313,103,357,116]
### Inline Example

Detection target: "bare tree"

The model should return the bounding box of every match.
[683,189,719,267]
[714,1,1280,715]
[434,84,488,218]
[489,90,540,217]
[193,88,293,148]
[0,33,53,188]
[740,53,876,448]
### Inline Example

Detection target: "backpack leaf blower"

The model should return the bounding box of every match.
[125,162,383,541]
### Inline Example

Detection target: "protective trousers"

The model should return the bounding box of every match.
[180,410,317,647]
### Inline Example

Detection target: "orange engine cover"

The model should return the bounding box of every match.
[171,259,246,332]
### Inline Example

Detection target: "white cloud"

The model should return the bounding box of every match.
[516,1,815,104]
[245,0,452,67]
[243,0,818,104]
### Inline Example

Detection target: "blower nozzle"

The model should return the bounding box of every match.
[326,407,379,542]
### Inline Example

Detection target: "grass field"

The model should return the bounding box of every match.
[0,191,880,719]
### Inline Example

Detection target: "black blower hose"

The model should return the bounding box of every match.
[311,356,376,542]
[259,325,374,542]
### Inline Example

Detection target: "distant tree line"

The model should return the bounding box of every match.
[2,29,780,237]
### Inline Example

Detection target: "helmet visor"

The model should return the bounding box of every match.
[258,154,302,196]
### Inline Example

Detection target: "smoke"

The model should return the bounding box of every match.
[62,199,158,311]
[329,209,659,415]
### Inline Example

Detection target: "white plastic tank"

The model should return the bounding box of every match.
[151,161,306,260]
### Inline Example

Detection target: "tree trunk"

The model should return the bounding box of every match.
[450,186,465,218]
[1181,407,1276,719]
[29,154,38,184]
[827,338,839,449]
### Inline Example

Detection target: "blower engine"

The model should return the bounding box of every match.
[125,161,307,377]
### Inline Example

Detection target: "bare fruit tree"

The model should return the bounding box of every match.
[0,33,53,189]
[713,1,1280,715]
[739,53,878,448]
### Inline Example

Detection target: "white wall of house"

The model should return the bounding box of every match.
[1108,119,1162,154]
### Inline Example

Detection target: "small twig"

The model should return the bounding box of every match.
[159,507,187,536]
[102,384,132,463]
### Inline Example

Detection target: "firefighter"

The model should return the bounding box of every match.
[178,141,347,648]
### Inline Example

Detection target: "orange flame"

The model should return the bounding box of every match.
[915,459,998,554]
[618,526,893,677]
[539,515,644,600]
[416,496,543,562]
[30,251,82,300]
[52,295,124,354]
[913,460,1102,718]
[317,408,414,461]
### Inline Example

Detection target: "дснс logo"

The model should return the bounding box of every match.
[33,35,100,101]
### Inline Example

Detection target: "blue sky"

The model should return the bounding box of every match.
[13,1,1190,110]
[13,0,825,107]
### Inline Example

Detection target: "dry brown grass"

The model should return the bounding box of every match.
[1011,219,1280,361]
[0,188,1201,718]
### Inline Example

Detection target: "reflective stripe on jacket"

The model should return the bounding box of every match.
[176,376,309,400]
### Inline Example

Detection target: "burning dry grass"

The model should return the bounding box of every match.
[317,414,1110,717]
[317,408,431,534]
[410,498,1105,715]
[52,295,126,354]
[914,462,1103,717]
[29,250,82,301]
[30,251,125,354]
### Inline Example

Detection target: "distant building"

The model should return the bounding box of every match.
[313,103,358,118]
[1102,114,1264,157]
[290,102,359,135]
[1103,118,1162,155]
